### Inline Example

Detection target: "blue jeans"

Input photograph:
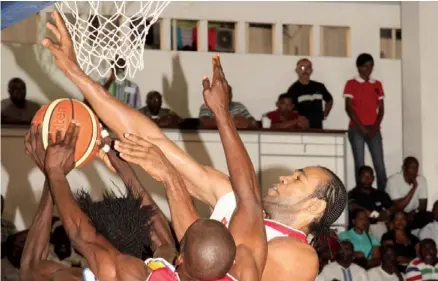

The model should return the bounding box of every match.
[348,126,387,191]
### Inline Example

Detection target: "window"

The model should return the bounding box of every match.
[283,24,312,56]
[248,23,273,54]
[380,28,401,59]
[320,26,350,57]
[208,21,235,53]
[171,19,198,51]
[130,17,161,50]
[1,13,39,44]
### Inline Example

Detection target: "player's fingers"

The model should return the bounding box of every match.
[41,38,60,54]
[52,11,70,38]
[30,125,38,150]
[114,144,146,158]
[216,55,226,80]
[71,122,80,146]
[202,76,211,91]
[123,133,153,148]
[47,132,54,146]
[64,122,75,144]
[114,140,143,152]
[24,131,32,152]
[212,55,220,82]
[55,130,63,143]
[46,22,61,42]
[118,152,142,165]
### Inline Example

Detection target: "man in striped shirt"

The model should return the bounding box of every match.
[406,239,438,281]
[199,85,257,129]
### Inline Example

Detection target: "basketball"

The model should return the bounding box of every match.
[32,98,101,168]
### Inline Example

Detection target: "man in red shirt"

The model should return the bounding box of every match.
[266,94,308,129]
[344,53,387,191]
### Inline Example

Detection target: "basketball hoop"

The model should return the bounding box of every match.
[54,1,170,81]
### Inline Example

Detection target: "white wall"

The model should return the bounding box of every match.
[1,2,409,227]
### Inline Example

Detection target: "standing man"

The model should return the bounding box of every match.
[344,53,387,191]
[101,56,141,109]
[286,58,333,129]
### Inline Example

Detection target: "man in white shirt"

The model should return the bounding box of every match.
[319,240,369,281]
[386,157,430,229]
[367,245,404,281]
[419,201,438,252]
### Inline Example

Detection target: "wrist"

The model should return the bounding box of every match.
[46,167,66,178]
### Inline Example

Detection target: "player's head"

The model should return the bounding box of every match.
[175,219,236,281]
[75,188,155,259]
[296,58,312,81]
[8,77,26,106]
[276,94,294,113]
[263,166,347,236]
[358,165,374,188]
[146,91,162,114]
[114,55,126,75]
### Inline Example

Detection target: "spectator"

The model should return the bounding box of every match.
[339,210,380,269]
[1,78,40,125]
[319,240,369,281]
[199,85,257,129]
[1,231,28,281]
[348,166,395,241]
[419,201,438,251]
[344,53,387,191]
[101,56,141,109]
[381,211,419,272]
[286,58,333,129]
[386,157,431,231]
[139,91,182,127]
[265,93,308,129]
[367,245,404,281]
[406,239,438,281]
[314,230,342,272]
[1,195,16,244]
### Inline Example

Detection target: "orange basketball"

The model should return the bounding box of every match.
[32,98,101,168]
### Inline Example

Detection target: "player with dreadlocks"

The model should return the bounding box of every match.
[42,10,348,281]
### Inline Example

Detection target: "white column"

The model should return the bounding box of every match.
[197,20,208,52]
[401,2,438,208]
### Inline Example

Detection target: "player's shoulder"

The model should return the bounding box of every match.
[269,236,318,262]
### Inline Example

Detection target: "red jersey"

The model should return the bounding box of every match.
[266,110,300,125]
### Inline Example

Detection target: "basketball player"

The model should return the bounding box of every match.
[43,11,347,281]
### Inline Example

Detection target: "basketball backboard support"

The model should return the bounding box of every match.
[1,1,55,30]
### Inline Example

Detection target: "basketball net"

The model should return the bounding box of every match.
[54,1,170,81]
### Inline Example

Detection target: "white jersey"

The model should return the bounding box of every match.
[210,192,307,243]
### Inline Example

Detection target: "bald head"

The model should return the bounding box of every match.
[179,219,236,281]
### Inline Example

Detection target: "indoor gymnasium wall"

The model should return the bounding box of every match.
[1,2,406,229]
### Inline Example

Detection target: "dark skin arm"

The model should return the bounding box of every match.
[418,199,427,212]
[345,98,367,135]
[367,246,381,268]
[369,100,384,136]
[202,56,267,280]
[270,119,299,129]
[393,183,418,211]
[324,100,333,119]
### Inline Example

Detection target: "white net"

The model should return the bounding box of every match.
[55,1,170,81]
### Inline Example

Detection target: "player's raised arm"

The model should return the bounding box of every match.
[202,55,267,280]
[42,11,231,208]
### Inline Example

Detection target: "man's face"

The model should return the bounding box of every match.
[420,242,438,265]
[146,93,162,114]
[358,61,374,79]
[337,241,354,264]
[277,98,294,113]
[393,211,407,230]
[359,170,374,188]
[263,167,329,223]
[381,246,397,266]
[52,227,72,260]
[403,162,419,183]
[296,60,313,81]
[9,81,26,107]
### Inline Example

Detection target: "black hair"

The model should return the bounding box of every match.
[420,238,436,248]
[309,167,347,247]
[8,77,25,88]
[75,188,156,259]
[358,165,373,177]
[351,209,367,221]
[356,53,374,68]
[277,93,292,102]
[403,156,419,168]
[147,91,161,98]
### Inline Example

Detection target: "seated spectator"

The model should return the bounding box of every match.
[419,201,438,252]
[199,85,257,129]
[318,240,368,281]
[339,210,380,268]
[1,195,16,244]
[100,56,141,109]
[1,78,40,125]
[381,211,419,273]
[265,93,308,129]
[138,91,182,127]
[314,230,342,272]
[386,157,432,231]
[286,58,333,129]
[367,245,404,281]
[406,239,438,281]
[348,166,395,242]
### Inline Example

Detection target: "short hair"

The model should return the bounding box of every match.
[277,93,292,102]
[420,238,436,248]
[309,167,347,246]
[75,188,155,259]
[356,53,374,67]
[358,165,373,177]
[297,58,311,66]
[403,156,419,168]
[351,209,367,220]
[181,219,236,281]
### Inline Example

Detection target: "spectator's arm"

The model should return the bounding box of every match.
[321,84,333,118]
[387,178,417,211]
[367,246,381,268]
[393,186,418,211]
[344,81,366,132]
[270,119,299,129]
[374,82,385,127]
[418,178,428,212]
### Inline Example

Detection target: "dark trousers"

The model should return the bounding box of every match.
[348,126,387,191]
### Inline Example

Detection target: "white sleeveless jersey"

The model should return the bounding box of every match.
[210,192,308,243]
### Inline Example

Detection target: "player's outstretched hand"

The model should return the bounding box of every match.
[24,124,46,172]
[42,11,78,74]
[114,133,175,182]
[202,55,231,116]
[45,121,79,175]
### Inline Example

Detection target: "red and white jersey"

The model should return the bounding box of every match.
[145,258,238,281]
[210,192,308,243]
